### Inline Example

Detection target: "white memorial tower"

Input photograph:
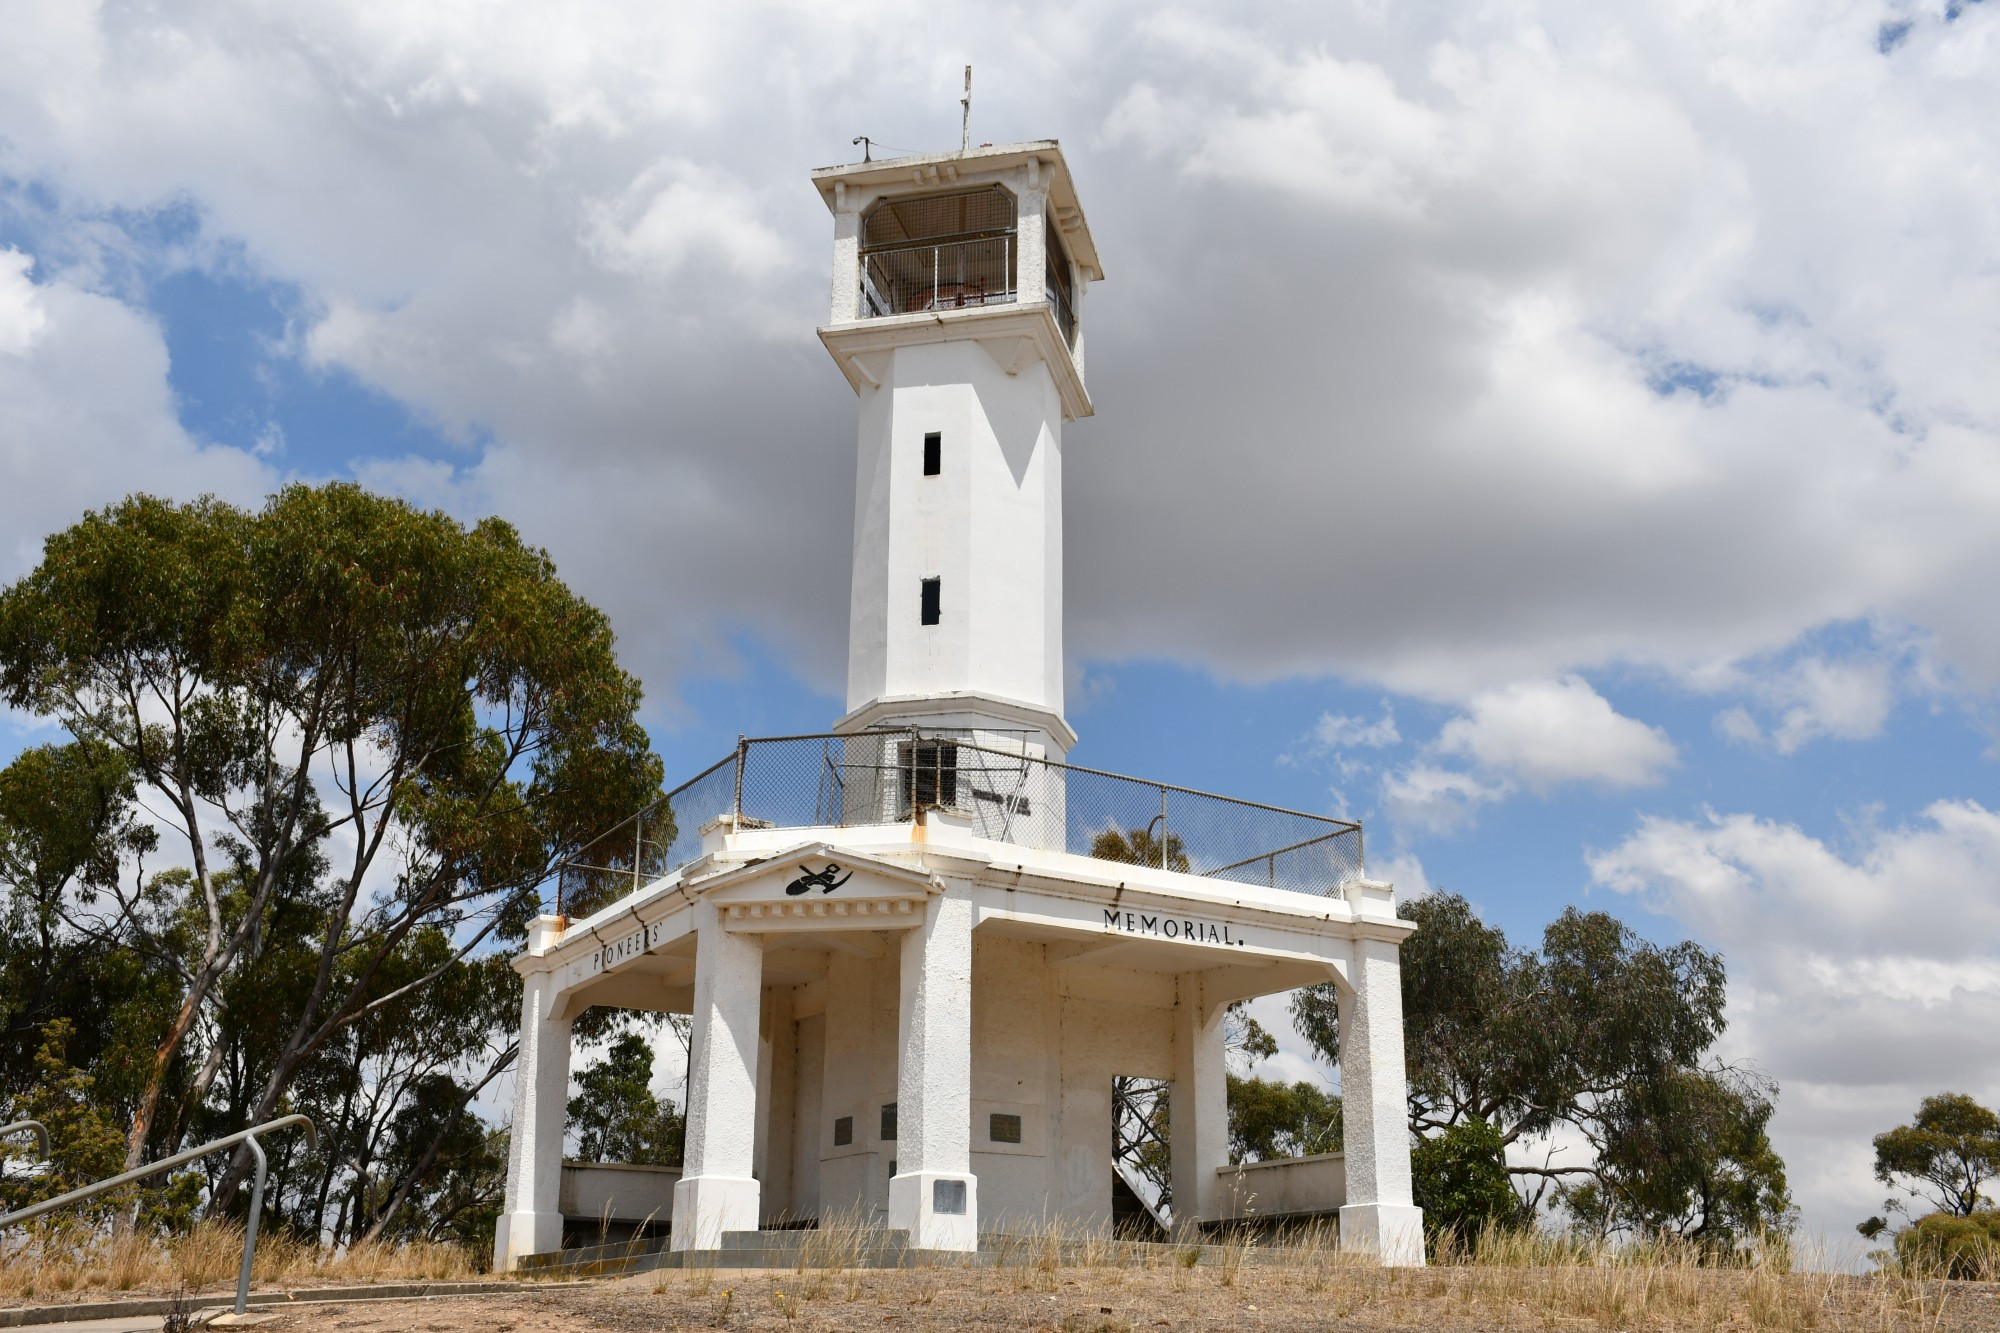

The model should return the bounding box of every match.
[817,144,1092,763]
[492,140,1424,1274]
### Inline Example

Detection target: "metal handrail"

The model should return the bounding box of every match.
[2,1120,49,1161]
[554,726,1365,917]
[0,1114,315,1315]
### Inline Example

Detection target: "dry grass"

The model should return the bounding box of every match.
[0,1220,483,1304]
[6,1216,1995,1331]
[619,1220,1993,1332]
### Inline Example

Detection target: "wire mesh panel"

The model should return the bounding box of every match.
[862,237,1015,317]
[858,186,1019,320]
[553,729,1364,913]
[555,754,736,917]
[1045,214,1077,346]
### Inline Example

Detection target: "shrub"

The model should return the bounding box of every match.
[1896,1209,2000,1279]
[1412,1118,1519,1246]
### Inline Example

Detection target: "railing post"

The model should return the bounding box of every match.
[633,809,643,900]
[1159,789,1169,870]
[0,1120,49,1161]
[234,1131,268,1315]
[732,736,748,828]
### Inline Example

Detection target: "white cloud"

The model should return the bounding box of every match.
[1313,706,1400,749]
[1379,761,1512,835]
[1435,676,1677,791]
[1715,705,1764,746]
[0,248,270,577]
[0,1,1995,713]
[1768,657,1897,753]
[0,250,50,356]
[1589,802,2000,1236]
[1380,676,1674,832]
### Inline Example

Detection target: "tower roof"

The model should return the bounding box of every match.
[811,139,1103,281]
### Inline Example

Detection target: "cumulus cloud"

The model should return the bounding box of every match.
[1713,651,1902,753]
[1435,676,1677,790]
[0,247,269,577]
[1312,706,1400,750]
[1381,676,1674,832]
[1589,802,2000,1235]
[0,1,1995,716]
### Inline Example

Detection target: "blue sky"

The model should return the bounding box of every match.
[3,0,1999,1250]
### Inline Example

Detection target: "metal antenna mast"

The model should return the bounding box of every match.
[960,65,972,153]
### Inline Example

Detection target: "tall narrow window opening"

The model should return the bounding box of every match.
[923,431,942,476]
[920,577,941,626]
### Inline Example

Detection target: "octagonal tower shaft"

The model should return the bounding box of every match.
[813,142,1102,757]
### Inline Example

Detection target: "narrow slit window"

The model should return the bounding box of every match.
[833,1116,853,1147]
[881,1103,898,1141]
[920,577,941,626]
[923,431,942,476]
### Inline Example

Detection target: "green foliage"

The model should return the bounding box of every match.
[1,1019,130,1223]
[1089,825,1189,874]
[567,1033,684,1166]
[1873,1092,2000,1218]
[1289,892,1785,1247]
[1226,1075,1341,1163]
[1561,1067,1793,1248]
[1894,1210,2000,1280]
[0,482,662,1230]
[1412,1118,1519,1244]
[0,744,161,1098]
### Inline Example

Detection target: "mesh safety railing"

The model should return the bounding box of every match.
[861,237,1016,318]
[555,731,1362,917]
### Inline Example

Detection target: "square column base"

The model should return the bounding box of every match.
[492,1209,563,1272]
[887,1171,978,1251]
[671,1174,761,1251]
[1340,1203,1426,1267]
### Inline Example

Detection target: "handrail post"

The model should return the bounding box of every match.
[1159,789,1169,870]
[1,1120,49,1162]
[234,1132,269,1315]
[732,736,748,828]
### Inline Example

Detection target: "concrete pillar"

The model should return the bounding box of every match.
[493,916,571,1271]
[1337,936,1425,1266]
[1170,977,1228,1234]
[887,887,977,1250]
[672,905,764,1250]
[829,196,861,323]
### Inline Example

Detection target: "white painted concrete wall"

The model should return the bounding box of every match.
[560,1162,681,1225]
[845,339,1065,735]
[1215,1154,1346,1222]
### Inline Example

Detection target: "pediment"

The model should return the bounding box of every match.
[696,843,939,930]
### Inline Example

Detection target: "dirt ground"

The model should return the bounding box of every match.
[250,1263,2000,1333]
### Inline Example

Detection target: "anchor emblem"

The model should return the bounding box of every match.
[785,862,853,896]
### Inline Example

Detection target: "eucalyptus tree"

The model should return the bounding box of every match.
[0,742,157,1091]
[1873,1092,2000,1219]
[1292,892,1791,1245]
[0,483,662,1210]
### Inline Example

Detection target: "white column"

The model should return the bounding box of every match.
[1337,935,1425,1266]
[829,193,861,323]
[671,904,764,1250]
[1170,977,1228,1235]
[493,915,571,1271]
[887,887,977,1250]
